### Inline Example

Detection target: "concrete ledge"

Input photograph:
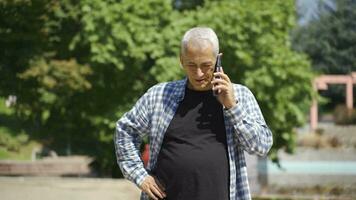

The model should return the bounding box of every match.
[0,156,93,176]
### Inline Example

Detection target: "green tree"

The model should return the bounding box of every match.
[0,0,47,98]
[62,0,316,163]
[293,0,356,74]
[292,0,356,111]
[0,0,315,175]
[189,0,315,158]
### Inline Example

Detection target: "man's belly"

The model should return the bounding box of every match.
[152,140,230,199]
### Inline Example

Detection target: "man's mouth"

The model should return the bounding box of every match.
[195,79,205,84]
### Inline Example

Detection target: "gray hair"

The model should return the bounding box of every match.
[181,27,219,57]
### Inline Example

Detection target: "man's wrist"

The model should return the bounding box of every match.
[224,101,237,110]
[223,100,246,124]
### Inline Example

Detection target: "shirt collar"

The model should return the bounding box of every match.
[173,77,188,102]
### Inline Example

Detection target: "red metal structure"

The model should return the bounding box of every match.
[310,72,356,131]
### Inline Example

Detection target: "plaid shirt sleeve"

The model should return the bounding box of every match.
[224,85,273,156]
[114,88,153,188]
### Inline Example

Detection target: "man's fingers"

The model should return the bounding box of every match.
[140,176,165,200]
[153,176,166,192]
[150,185,165,199]
[211,78,228,86]
[213,85,229,92]
[214,72,230,82]
[153,183,166,197]
[146,188,158,200]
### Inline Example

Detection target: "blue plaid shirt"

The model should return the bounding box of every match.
[114,78,273,200]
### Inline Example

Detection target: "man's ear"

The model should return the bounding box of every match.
[179,55,183,69]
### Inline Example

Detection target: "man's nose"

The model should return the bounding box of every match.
[196,67,204,77]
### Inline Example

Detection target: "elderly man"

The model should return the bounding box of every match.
[114,27,273,200]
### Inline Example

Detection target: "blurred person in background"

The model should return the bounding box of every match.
[114,27,273,200]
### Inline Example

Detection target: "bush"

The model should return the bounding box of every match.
[333,104,356,125]
[0,130,29,152]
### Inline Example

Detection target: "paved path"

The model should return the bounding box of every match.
[0,176,141,200]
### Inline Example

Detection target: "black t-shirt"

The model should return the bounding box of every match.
[152,87,230,200]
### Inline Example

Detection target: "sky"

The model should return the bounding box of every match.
[296,0,336,26]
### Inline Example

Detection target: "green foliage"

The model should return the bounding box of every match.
[0,97,41,160]
[190,0,316,157]
[0,0,315,174]
[17,58,92,120]
[292,0,356,116]
[0,97,23,152]
[292,0,356,74]
[0,0,48,96]
[0,130,28,152]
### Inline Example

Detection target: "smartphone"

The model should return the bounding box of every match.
[213,53,222,96]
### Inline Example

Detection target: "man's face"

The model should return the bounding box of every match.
[180,42,216,91]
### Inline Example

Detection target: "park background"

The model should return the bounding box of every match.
[0,0,355,199]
